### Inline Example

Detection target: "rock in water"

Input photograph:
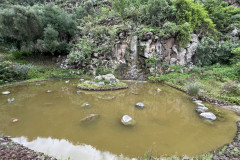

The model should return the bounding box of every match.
[8,98,14,103]
[121,115,136,126]
[2,91,10,95]
[81,103,91,108]
[200,112,217,121]
[76,91,82,94]
[157,88,162,92]
[195,106,208,113]
[135,102,145,109]
[65,80,70,83]
[12,119,18,123]
[81,114,100,123]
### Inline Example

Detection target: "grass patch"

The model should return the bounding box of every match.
[149,64,240,105]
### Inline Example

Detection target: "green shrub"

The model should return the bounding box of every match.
[0,61,33,84]
[203,0,240,33]
[159,22,178,38]
[95,66,113,76]
[195,38,240,66]
[0,4,77,55]
[195,37,217,66]
[174,0,215,33]
[141,0,176,26]
[222,80,240,96]
[186,82,200,96]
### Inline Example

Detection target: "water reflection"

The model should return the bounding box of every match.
[12,137,132,160]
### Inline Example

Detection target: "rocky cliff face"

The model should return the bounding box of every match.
[112,33,198,80]
[225,0,240,7]
[56,33,199,80]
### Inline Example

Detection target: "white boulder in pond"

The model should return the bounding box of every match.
[65,80,70,83]
[157,88,162,92]
[2,91,10,95]
[135,102,145,109]
[195,106,208,114]
[81,114,99,123]
[121,115,136,126]
[200,112,217,121]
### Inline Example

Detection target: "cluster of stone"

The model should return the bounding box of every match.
[193,100,217,121]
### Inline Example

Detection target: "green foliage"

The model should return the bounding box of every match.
[43,25,59,54]
[195,37,240,66]
[0,61,33,84]
[74,0,95,19]
[203,0,240,34]
[222,80,240,96]
[195,37,217,66]
[174,0,215,34]
[95,66,113,76]
[176,23,191,47]
[0,5,41,48]
[159,22,178,38]
[0,4,77,55]
[141,0,176,26]
[231,47,240,63]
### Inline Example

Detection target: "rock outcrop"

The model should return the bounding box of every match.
[56,33,199,80]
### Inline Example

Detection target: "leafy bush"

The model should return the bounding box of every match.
[141,0,176,26]
[159,22,178,38]
[195,37,240,66]
[0,61,33,84]
[186,82,200,96]
[195,37,217,66]
[0,4,77,55]
[174,0,215,33]
[69,50,84,63]
[74,0,95,19]
[203,0,240,33]
[95,66,113,76]
[222,80,240,96]
[43,25,59,54]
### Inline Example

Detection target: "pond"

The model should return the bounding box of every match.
[0,80,238,159]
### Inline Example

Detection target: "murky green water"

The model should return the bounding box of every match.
[0,80,238,159]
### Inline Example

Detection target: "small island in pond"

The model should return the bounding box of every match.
[77,74,128,91]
